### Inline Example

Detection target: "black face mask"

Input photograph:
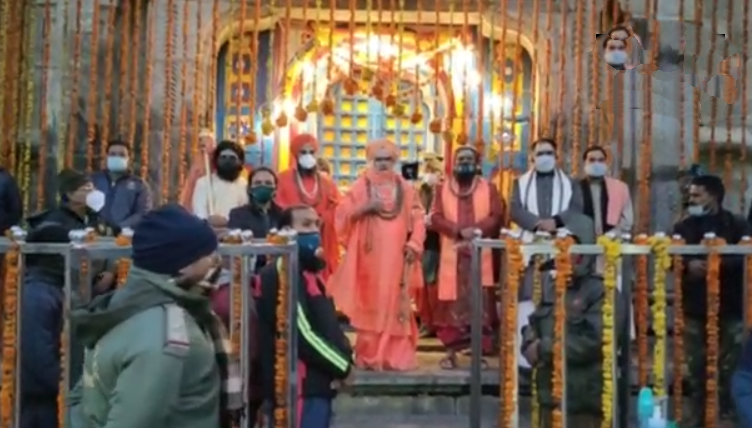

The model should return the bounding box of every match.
[216,160,243,182]
[300,252,326,273]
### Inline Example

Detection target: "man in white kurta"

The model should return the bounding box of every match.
[192,140,249,224]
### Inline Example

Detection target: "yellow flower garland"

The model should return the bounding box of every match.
[531,254,543,428]
[0,235,20,427]
[671,236,685,423]
[649,234,671,398]
[743,237,752,329]
[552,235,574,428]
[597,234,621,428]
[268,231,290,428]
[704,235,724,427]
[221,234,243,370]
[501,235,523,428]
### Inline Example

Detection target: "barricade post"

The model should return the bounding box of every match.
[469,232,752,428]
[0,228,299,428]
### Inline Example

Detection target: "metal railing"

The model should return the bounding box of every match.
[468,232,752,428]
[0,229,300,428]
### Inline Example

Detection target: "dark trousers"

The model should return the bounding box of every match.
[21,398,58,428]
[264,397,333,428]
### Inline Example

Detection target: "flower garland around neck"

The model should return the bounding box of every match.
[552,234,575,428]
[648,233,671,398]
[597,234,621,428]
[449,175,479,198]
[1,232,21,427]
[633,234,650,386]
[501,234,523,428]
[704,234,724,428]
[268,231,290,428]
[743,236,752,329]
[221,234,243,363]
[365,176,404,220]
[531,254,543,428]
[671,235,685,424]
[295,169,322,206]
[115,229,133,288]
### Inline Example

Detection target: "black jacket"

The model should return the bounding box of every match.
[673,210,751,319]
[0,168,22,233]
[27,205,120,237]
[255,262,353,399]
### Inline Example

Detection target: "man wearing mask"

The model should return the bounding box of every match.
[579,146,633,236]
[417,152,443,337]
[329,139,425,371]
[90,140,153,228]
[181,128,217,213]
[276,133,341,279]
[67,205,242,428]
[192,140,249,227]
[672,174,750,428]
[428,147,504,369]
[255,206,354,428]
[604,38,630,70]
[0,166,22,234]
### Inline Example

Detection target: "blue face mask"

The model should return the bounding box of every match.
[106,156,129,172]
[297,232,324,272]
[687,204,708,216]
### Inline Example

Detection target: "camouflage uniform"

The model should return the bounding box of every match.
[683,316,744,427]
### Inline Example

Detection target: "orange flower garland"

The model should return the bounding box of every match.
[671,235,685,424]
[115,230,133,288]
[531,254,543,428]
[222,233,243,364]
[500,234,523,428]
[1,234,20,427]
[552,235,574,428]
[743,236,752,329]
[633,234,650,386]
[269,231,290,428]
[704,235,724,428]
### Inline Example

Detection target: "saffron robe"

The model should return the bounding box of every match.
[275,170,341,279]
[328,173,425,371]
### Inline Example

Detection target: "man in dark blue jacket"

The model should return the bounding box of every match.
[0,166,22,233]
[20,222,70,428]
[733,333,752,428]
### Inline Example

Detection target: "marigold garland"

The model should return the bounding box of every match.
[552,235,574,428]
[21,0,34,215]
[0,237,20,427]
[115,231,133,288]
[222,234,243,372]
[704,235,724,428]
[176,0,189,188]
[501,235,523,428]
[269,231,290,428]
[128,1,141,148]
[744,237,752,329]
[530,254,543,428]
[66,0,84,167]
[634,234,650,386]
[649,234,671,398]
[671,236,685,423]
[162,0,176,201]
[100,1,116,156]
[141,7,154,181]
[85,0,101,171]
[597,234,621,428]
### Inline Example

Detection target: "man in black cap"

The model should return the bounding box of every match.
[68,204,242,428]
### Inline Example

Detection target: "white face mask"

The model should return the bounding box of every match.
[106,156,129,172]
[605,50,628,65]
[86,190,106,212]
[585,162,608,177]
[298,154,317,170]
[534,155,556,173]
[422,173,438,185]
[687,204,707,216]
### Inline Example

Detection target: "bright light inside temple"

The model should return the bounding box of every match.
[355,34,399,60]
[272,98,296,121]
[487,94,513,117]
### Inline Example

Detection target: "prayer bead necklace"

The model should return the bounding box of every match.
[295,170,322,206]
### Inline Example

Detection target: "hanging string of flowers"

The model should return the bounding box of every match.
[208,0,221,123]
[268,231,290,428]
[0,0,8,155]
[571,0,583,173]
[554,0,568,146]
[706,0,719,172]
[66,0,84,167]
[531,254,543,428]
[391,0,407,119]
[0,234,20,427]
[128,2,142,148]
[587,0,597,146]
[246,0,261,142]
[671,235,685,423]
[38,0,52,211]
[540,0,553,134]
[141,8,154,181]
[3,0,22,174]
[21,1,35,215]
[57,0,71,171]
[723,6,734,193]
[704,234,724,427]
[190,2,204,158]
[276,0,290,128]
[118,0,131,138]
[100,2,117,155]
[85,0,101,171]
[221,234,243,364]
[500,234,523,428]
[634,234,650,386]
[162,0,176,201]
[260,0,275,136]
[743,236,752,329]
[294,0,310,123]
[741,0,750,209]
[176,0,190,187]
[649,234,671,397]
[115,230,133,288]
[552,235,574,428]
[692,0,702,163]
[597,234,621,428]
[428,1,442,135]
[319,0,337,117]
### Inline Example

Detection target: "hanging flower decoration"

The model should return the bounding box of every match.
[742,236,752,329]
[268,230,290,428]
[115,231,133,288]
[597,234,621,428]
[633,234,650,386]
[530,254,543,428]
[649,234,672,398]
[221,233,243,363]
[671,235,685,424]
[704,234,724,428]
[500,234,523,428]
[552,234,574,428]
[1,232,20,427]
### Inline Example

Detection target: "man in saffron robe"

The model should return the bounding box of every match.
[329,139,425,371]
[276,134,341,279]
[429,147,504,369]
[180,128,216,213]
[417,152,443,337]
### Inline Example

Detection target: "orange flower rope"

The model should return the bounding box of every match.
[208,0,221,124]
[552,235,574,428]
[235,0,247,137]
[248,0,260,139]
[459,0,469,141]
[671,236,685,424]
[128,2,142,148]
[66,0,84,167]
[428,0,442,133]
[586,0,597,146]
[100,2,117,156]
[571,0,584,174]
[2,0,22,173]
[0,0,8,165]
[741,0,749,209]
[692,0,702,163]
[501,235,523,428]
[38,0,52,211]
[704,235,724,428]
[0,236,20,427]
[269,231,290,428]
[723,6,733,193]
[743,237,752,329]
[634,234,650,386]
[118,0,131,138]
[541,0,553,134]
[141,8,154,181]
[530,0,541,138]
[190,1,206,158]
[85,0,101,171]
[162,0,176,201]
[177,0,190,188]
[554,0,568,145]
[706,0,719,173]
[530,254,543,428]
[221,234,243,377]
[115,232,133,288]
[678,0,686,170]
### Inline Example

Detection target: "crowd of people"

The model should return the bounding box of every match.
[2,129,752,428]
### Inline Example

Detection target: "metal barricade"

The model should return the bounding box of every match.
[0,228,300,428]
[468,232,752,428]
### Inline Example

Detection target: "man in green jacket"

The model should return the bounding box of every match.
[520,213,628,428]
[67,205,243,428]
